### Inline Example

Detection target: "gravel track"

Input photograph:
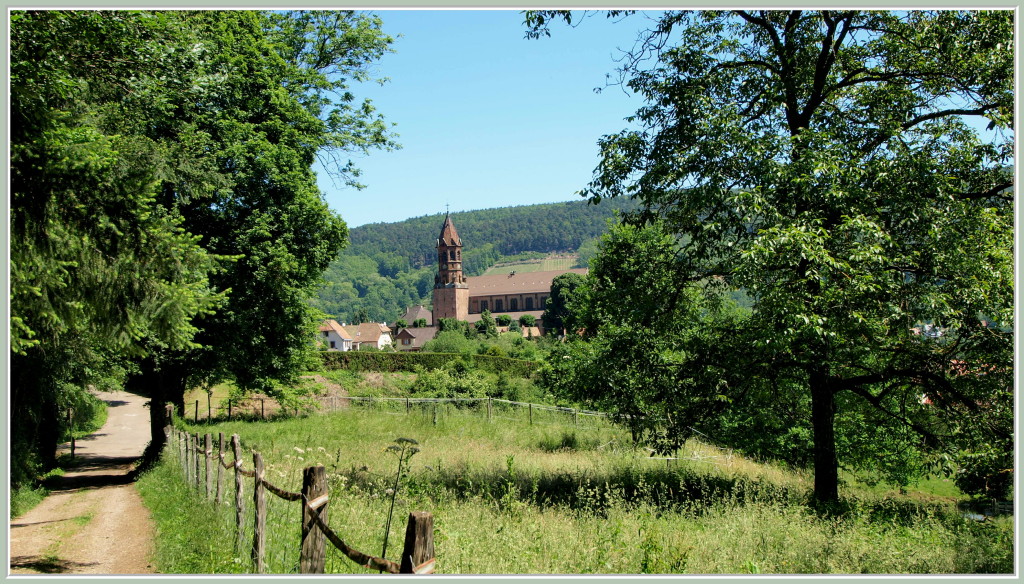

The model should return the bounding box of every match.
[9,389,156,575]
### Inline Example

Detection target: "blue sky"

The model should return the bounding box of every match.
[316,10,657,227]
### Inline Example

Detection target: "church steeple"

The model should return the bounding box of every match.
[435,214,466,287]
[432,213,469,322]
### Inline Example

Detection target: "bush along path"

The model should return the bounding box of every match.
[9,390,156,574]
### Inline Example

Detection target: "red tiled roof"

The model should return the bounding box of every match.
[466,268,588,296]
[320,319,352,340]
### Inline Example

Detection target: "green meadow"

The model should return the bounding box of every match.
[137,399,1013,575]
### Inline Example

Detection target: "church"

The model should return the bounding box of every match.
[393,213,587,350]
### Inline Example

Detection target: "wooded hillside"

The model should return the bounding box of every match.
[312,198,640,323]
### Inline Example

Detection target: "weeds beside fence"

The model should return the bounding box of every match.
[163,407,435,574]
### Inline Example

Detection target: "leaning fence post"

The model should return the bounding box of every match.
[399,512,435,574]
[204,433,212,499]
[252,451,267,573]
[300,465,329,574]
[215,433,225,504]
[232,434,244,552]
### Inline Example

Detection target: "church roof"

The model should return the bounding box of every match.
[397,305,433,326]
[466,268,588,296]
[437,214,462,247]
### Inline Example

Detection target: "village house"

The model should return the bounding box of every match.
[393,326,440,351]
[344,322,393,350]
[318,319,353,351]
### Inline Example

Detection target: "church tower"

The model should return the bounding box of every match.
[432,213,469,322]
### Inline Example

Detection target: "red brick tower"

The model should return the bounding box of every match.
[432,214,469,322]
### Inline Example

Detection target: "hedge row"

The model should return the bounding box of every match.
[321,350,540,378]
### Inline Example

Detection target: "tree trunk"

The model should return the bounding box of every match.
[129,356,189,466]
[810,367,839,505]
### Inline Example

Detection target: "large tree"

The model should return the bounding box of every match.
[10,10,397,473]
[528,10,1014,504]
[542,221,748,448]
[126,10,396,456]
[10,11,224,474]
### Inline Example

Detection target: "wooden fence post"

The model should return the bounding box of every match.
[252,452,266,573]
[184,433,192,485]
[529,403,533,425]
[261,399,265,420]
[195,400,199,424]
[204,433,212,499]
[193,433,202,489]
[215,433,225,504]
[232,434,244,552]
[228,399,232,420]
[487,397,492,422]
[300,465,328,574]
[178,430,186,479]
[399,512,435,574]
[207,392,212,421]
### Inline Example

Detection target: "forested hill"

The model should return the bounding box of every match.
[312,197,641,324]
[349,198,642,271]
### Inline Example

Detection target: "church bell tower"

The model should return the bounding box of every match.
[432,213,469,322]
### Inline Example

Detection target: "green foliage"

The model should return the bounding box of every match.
[475,310,498,338]
[542,221,751,451]
[322,350,539,378]
[534,10,1014,503]
[422,331,476,355]
[10,10,398,476]
[540,272,587,335]
[518,314,537,328]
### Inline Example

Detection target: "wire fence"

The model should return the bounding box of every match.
[315,396,612,429]
[188,394,740,470]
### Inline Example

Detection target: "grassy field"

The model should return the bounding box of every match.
[137,401,1013,575]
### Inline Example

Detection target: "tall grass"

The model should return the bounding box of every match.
[136,404,1014,574]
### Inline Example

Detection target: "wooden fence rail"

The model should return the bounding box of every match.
[163,418,434,574]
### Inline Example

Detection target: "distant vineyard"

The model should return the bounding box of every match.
[483,254,578,275]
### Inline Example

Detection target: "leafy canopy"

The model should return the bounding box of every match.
[528,10,1014,502]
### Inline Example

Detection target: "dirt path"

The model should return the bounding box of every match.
[9,389,157,575]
